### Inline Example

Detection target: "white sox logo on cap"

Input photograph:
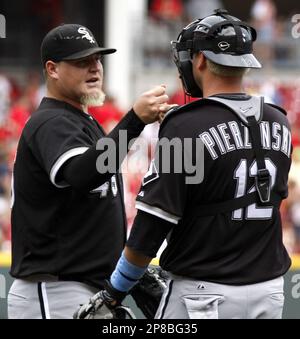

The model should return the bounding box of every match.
[78,27,95,44]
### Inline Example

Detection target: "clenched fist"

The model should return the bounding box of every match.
[133,85,173,124]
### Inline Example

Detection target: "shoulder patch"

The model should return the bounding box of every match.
[208,96,264,125]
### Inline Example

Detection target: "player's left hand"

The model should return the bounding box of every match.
[73,281,136,319]
[73,290,115,319]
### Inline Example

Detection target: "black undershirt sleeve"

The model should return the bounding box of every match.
[126,210,174,258]
[60,109,145,192]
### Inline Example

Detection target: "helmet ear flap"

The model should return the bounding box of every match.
[249,26,257,42]
[176,50,203,98]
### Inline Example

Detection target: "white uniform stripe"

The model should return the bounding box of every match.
[50,147,89,188]
[10,171,15,208]
[41,283,51,319]
[156,279,172,319]
[135,201,180,225]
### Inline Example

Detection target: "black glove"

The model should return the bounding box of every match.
[130,266,168,319]
[73,281,135,319]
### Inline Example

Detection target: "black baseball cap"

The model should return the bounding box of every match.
[41,24,116,66]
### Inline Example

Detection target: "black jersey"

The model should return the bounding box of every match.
[11,98,127,288]
[135,95,292,285]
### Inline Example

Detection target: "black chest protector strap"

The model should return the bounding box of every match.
[247,115,271,203]
[194,96,282,218]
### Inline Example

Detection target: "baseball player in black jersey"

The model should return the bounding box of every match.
[7,24,172,319]
[75,9,292,319]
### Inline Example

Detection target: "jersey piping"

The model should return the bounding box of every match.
[135,201,180,224]
[50,147,89,188]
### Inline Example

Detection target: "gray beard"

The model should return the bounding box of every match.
[80,90,106,107]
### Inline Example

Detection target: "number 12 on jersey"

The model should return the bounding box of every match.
[233,159,277,220]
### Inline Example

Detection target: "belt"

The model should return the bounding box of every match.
[22,275,104,289]
[24,274,60,282]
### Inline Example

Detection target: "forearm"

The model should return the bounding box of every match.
[109,250,150,294]
[108,211,173,294]
[126,210,173,258]
[124,247,152,268]
[86,212,172,309]
[62,109,145,192]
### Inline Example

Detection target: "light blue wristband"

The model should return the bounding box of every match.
[110,252,147,292]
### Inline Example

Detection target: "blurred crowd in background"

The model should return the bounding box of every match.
[0,0,300,256]
[143,0,300,69]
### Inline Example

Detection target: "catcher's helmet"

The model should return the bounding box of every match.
[171,9,261,97]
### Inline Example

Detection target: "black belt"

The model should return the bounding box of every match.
[23,274,59,282]
[22,274,104,289]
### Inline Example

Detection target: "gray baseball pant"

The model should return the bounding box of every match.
[155,274,284,319]
[7,277,98,319]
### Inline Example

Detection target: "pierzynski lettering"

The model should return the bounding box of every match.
[200,120,292,160]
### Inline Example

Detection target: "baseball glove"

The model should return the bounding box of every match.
[130,266,168,319]
[73,289,136,319]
